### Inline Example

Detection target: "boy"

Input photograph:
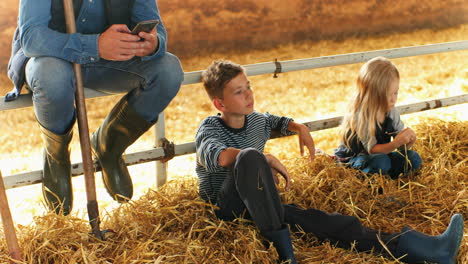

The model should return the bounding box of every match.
[195,60,463,263]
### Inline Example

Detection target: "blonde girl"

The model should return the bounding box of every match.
[334,57,421,178]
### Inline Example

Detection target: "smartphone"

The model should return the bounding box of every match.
[131,19,160,35]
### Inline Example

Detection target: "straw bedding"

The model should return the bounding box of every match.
[0,118,465,263]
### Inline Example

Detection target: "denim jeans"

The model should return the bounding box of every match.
[25,52,184,134]
[349,150,422,179]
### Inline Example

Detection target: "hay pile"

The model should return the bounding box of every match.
[0,118,466,263]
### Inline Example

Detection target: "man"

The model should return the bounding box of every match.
[14,0,184,215]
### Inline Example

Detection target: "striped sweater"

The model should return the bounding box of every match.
[195,111,293,203]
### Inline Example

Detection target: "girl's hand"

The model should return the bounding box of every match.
[394,128,416,148]
[405,128,417,148]
[264,153,291,191]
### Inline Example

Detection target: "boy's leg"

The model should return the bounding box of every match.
[395,214,463,264]
[82,53,184,201]
[388,150,422,178]
[284,204,399,254]
[284,205,464,262]
[215,148,283,231]
[215,148,296,263]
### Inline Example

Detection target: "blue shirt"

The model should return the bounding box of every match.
[18,0,167,65]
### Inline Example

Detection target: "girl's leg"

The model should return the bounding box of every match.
[388,150,422,178]
[284,204,399,254]
[349,154,391,175]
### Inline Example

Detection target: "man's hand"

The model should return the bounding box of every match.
[134,27,159,57]
[264,153,292,191]
[98,24,156,61]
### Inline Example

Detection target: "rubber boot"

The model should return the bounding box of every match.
[40,125,73,215]
[91,95,153,202]
[395,214,464,264]
[262,225,297,264]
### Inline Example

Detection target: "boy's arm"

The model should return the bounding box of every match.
[196,122,229,172]
[218,148,241,168]
[288,121,316,162]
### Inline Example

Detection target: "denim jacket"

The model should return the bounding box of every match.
[6,0,165,101]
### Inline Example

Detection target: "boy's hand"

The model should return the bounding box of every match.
[264,153,291,191]
[298,125,316,162]
[289,122,316,162]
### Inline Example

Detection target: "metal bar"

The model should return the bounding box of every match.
[182,40,468,84]
[3,94,466,190]
[155,112,167,188]
[0,89,106,111]
[2,41,467,111]
[303,94,468,132]
[3,142,195,189]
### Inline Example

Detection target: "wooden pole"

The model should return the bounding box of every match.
[0,171,22,263]
[62,0,103,240]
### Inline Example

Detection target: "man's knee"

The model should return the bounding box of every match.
[155,52,184,84]
[144,52,183,101]
[27,57,74,85]
[26,57,74,102]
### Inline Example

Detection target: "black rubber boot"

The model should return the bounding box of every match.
[395,214,464,264]
[262,225,297,264]
[91,95,153,202]
[40,125,73,215]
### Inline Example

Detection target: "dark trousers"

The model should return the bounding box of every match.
[214,148,400,254]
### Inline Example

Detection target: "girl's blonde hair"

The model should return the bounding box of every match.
[340,56,400,151]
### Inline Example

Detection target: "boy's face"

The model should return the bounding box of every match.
[215,72,254,116]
